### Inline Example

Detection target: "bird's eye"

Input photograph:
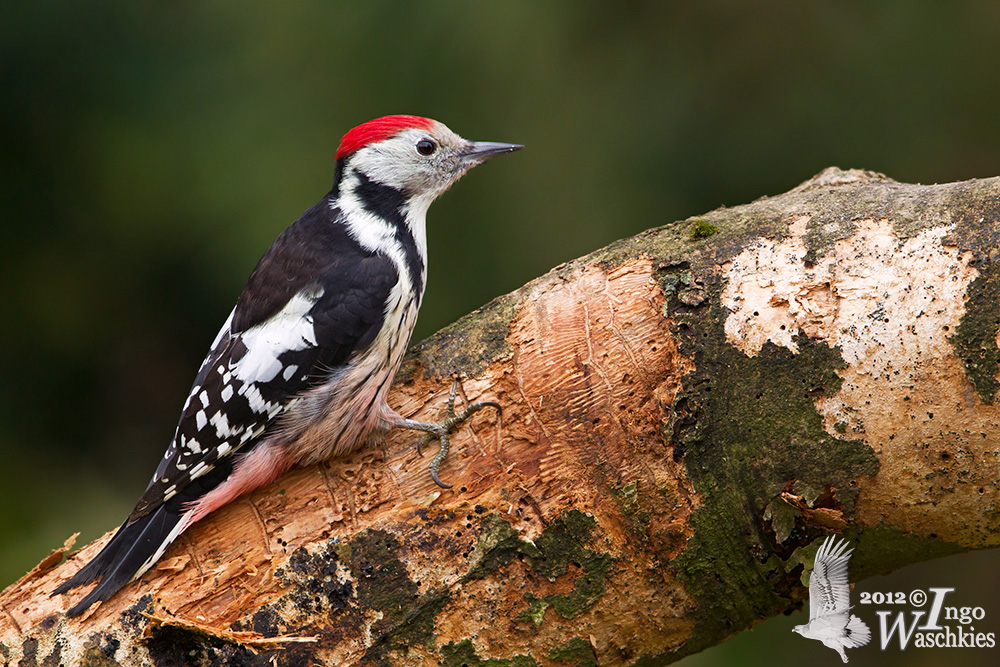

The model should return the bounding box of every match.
[416,139,437,156]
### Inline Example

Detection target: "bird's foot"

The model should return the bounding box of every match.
[396,379,500,489]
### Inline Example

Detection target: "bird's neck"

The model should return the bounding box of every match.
[333,165,427,300]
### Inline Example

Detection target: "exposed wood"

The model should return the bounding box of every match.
[3,168,1000,666]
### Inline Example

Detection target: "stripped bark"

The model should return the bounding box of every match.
[3,168,1000,666]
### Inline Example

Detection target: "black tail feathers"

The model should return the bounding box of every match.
[51,458,234,617]
[51,504,183,617]
[51,518,130,596]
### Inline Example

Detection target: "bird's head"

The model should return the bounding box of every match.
[792,624,807,635]
[334,115,522,206]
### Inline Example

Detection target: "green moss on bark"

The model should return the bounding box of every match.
[464,512,525,581]
[949,261,1000,404]
[347,531,420,627]
[528,510,600,579]
[689,220,718,239]
[546,552,614,620]
[658,268,879,661]
[514,593,550,627]
[346,531,451,666]
[465,510,615,628]
[440,639,539,667]
[401,291,523,381]
[549,637,598,666]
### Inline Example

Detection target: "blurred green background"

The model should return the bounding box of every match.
[3,1,1000,665]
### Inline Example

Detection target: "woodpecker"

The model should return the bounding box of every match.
[52,115,521,617]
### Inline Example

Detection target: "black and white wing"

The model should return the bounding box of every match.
[53,199,397,615]
[808,535,854,622]
[130,202,397,520]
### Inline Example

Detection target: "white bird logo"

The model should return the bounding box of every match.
[792,535,871,662]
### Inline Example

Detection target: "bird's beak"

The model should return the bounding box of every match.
[461,141,524,164]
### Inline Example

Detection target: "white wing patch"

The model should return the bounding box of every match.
[239,382,282,415]
[209,410,231,438]
[231,289,322,384]
[182,435,202,454]
[189,461,210,480]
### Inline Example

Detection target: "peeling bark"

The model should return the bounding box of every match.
[3,168,1000,666]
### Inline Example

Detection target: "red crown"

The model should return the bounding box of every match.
[336,115,435,161]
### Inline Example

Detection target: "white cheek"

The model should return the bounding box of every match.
[350,144,424,190]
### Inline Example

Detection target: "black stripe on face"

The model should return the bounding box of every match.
[352,170,426,298]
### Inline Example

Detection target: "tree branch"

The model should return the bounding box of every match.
[3,168,999,666]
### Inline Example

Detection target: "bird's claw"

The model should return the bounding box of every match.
[411,380,501,489]
[415,432,435,457]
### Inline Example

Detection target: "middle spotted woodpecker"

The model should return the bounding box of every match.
[53,115,522,616]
